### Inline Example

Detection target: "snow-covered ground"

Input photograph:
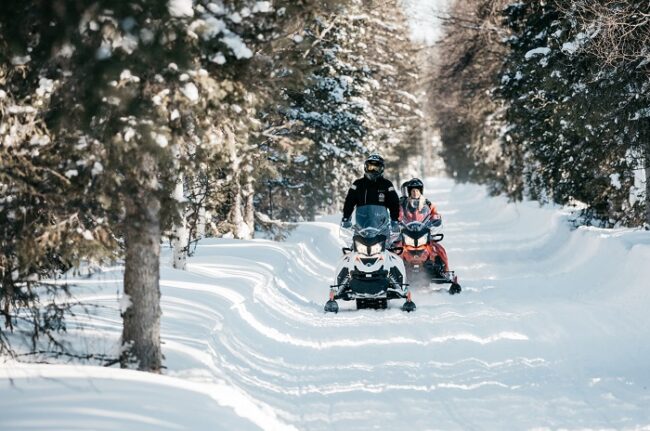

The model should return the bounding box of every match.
[2,177,650,430]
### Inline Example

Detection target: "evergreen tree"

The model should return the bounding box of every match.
[0,0,117,358]
[498,1,647,225]
[1,0,348,368]
[568,0,650,226]
[431,0,649,227]
[259,0,425,221]
[430,0,509,189]
[263,10,371,221]
[360,0,425,180]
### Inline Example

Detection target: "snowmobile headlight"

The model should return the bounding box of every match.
[417,233,428,246]
[354,240,365,253]
[369,242,383,255]
[404,236,415,247]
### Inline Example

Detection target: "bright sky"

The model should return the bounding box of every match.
[401,0,450,45]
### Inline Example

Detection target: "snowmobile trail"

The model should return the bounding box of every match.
[2,177,650,430]
[172,177,650,430]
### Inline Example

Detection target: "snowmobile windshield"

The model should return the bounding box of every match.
[354,205,390,239]
[402,204,432,224]
[404,214,432,232]
[404,208,442,237]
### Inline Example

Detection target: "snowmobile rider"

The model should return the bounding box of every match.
[399,178,441,221]
[399,178,450,272]
[341,154,400,233]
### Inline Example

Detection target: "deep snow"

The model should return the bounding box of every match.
[2,177,650,430]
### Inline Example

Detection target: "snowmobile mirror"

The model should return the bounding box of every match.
[389,246,403,255]
[431,233,444,242]
[342,247,353,254]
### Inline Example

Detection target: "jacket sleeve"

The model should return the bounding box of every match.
[426,199,441,219]
[342,181,358,220]
[386,182,400,221]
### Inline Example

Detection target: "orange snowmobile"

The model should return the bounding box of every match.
[396,207,461,294]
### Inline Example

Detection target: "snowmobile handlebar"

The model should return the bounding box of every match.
[400,213,442,230]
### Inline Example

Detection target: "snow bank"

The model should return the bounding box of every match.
[0,362,295,431]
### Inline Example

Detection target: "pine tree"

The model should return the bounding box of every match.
[568,0,650,226]
[498,1,647,225]
[429,0,510,190]
[359,0,425,180]
[259,0,426,221]
[265,10,370,221]
[430,0,649,227]
[1,0,117,357]
[1,0,350,367]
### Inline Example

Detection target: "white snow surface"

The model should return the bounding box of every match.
[252,1,272,13]
[181,82,200,103]
[168,0,194,18]
[2,177,650,430]
[222,34,253,59]
[525,47,551,59]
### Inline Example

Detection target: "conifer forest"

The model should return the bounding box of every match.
[1,1,649,429]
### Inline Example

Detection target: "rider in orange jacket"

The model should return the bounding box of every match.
[399,178,450,273]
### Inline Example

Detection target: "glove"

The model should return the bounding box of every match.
[390,220,400,233]
[341,218,352,229]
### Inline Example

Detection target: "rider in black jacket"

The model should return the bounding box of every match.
[341,154,400,230]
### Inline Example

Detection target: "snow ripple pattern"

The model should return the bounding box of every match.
[2,177,650,430]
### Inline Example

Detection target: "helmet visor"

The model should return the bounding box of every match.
[365,162,383,172]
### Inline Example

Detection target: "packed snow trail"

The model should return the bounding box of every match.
[2,177,650,430]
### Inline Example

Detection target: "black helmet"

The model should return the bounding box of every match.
[364,154,385,181]
[407,178,424,195]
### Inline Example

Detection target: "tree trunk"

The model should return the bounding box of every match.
[229,179,252,239]
[197,206,207,238]
[243,173,255,237]
[121,154,162,372]
[226,127,252,239]
[171,171,188,270]
[192,179,208,238]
